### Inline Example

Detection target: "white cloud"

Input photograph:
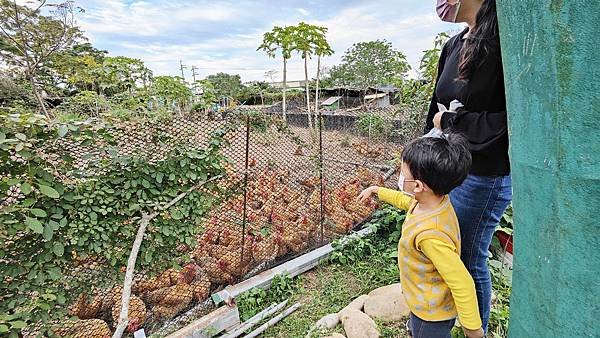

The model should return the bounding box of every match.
[74,0,463,82]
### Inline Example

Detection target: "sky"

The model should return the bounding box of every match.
[73,0,465,82]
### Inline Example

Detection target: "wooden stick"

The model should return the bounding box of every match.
[242,303,302,338]
[383,166,397,181]
[112,175,223,338]
[221,300,289,338]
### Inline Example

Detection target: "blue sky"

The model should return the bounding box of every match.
[75,0,465,82]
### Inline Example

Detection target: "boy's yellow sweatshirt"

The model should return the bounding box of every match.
[378,187,482,330]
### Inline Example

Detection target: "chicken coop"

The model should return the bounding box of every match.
[13,105,407,337]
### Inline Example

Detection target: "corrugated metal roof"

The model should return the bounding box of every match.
[364,93,388,100]
[321,96,342,105]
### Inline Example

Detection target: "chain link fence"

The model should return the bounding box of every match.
[19,104,416,337]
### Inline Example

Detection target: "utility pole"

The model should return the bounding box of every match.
[191,65,199,84]
[191,65,199,102]
[179,60,187,82]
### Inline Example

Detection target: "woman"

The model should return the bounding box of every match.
[426,0,512,333]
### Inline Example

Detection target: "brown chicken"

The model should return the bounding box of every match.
[111,294,147,333]
[217,246,252,277]
[69,292,103,320]
[53,319,111,338]
[190,273,212,302]
[197,256,234,284]
[146,264,197,320]
[251,234,278,263]
[132,268,179,296]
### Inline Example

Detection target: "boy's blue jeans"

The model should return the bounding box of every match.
[409,312,455,338]
[450,174,512,332]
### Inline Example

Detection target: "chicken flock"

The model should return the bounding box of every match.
[56,165,384,337]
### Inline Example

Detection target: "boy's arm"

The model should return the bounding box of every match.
[418,238,482,331]
[377,187,412,211]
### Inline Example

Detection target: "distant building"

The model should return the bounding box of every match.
[364,93,390,108]
[271,80,309,90]
[320,96,342,111]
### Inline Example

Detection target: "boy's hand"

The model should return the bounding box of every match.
[462,326,484,338]
[357,186,379,203]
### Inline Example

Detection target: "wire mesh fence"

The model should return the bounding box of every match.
[12,104,415,337]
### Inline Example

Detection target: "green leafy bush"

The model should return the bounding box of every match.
[356,113,392,138]
[0,111,235,336]
[56,90,108,117]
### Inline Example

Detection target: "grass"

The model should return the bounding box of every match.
[234,205,512,338]
[236,232,408,338]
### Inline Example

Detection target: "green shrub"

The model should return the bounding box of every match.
[356,113,392,138]
[56,91,108,117]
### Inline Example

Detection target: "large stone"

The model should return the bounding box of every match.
[364,293,410,322]
[338,294,368,318]
[367,283,402,298]
[314,313,340,330]
[364,283,409,322]
[340,309,380,338]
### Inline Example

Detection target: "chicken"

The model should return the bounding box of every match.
[190,273,212,302]
[132,268,179,296]
[146,264,197,320]
[251,235,278,263]
[218,246,252,277]
[197,256,234,284]
[328,209,355,234]
[356,168,385,187]
[69,292,103,320]
[53,319,111,338]
[111,295,147,333]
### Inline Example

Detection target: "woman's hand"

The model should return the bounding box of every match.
[462,326,485,338]
[433,111,444,129]
[357,186,379,203]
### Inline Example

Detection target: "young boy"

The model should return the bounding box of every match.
[358,133,484,338]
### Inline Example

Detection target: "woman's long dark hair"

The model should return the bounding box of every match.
[457,0,500,80]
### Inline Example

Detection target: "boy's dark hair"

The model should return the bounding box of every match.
[402,133,472,195]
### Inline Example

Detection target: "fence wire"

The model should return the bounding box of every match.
[23,104,410,337]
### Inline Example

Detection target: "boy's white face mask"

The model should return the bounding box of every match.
[398,173,416,197]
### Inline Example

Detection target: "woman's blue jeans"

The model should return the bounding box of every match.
[449,174,512,332]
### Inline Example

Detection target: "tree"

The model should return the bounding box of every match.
[205,72,243,104]
[312,31,334,113]
[257,25,295,119]
[152,76,192,114]
[0,0,82,115]
[101,56,152,97]
[48,42,107,94]
[326,40,410,95]
[193,79,217,113]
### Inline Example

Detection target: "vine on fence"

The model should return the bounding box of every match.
[0,111,236,336]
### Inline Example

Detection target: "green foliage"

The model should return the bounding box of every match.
[0,111,234,336]
[237,273,299,321]
[325,40,410,89]
[151,76,192,112]
[206,72,243,102]
[330,235,375,265]
[396,32,450,143]
[56,90,108,117]
[356,113,393,138]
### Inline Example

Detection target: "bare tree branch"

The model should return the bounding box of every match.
[112,175,223,338]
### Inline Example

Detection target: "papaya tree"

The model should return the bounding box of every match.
[257,26,294,120]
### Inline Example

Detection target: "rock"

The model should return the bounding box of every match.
[364,283,409,322]
[367,283,402,298]
[315,313,340,329]
[338,294,368,318]
[323,334,346,338]
[364,294,410,322]
[340,309,380,338]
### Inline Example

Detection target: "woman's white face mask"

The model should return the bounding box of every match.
[436,0,461,23]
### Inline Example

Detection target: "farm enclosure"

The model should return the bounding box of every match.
[1,105,412,337]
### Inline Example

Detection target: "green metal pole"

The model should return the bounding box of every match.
[497,1,600,337]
